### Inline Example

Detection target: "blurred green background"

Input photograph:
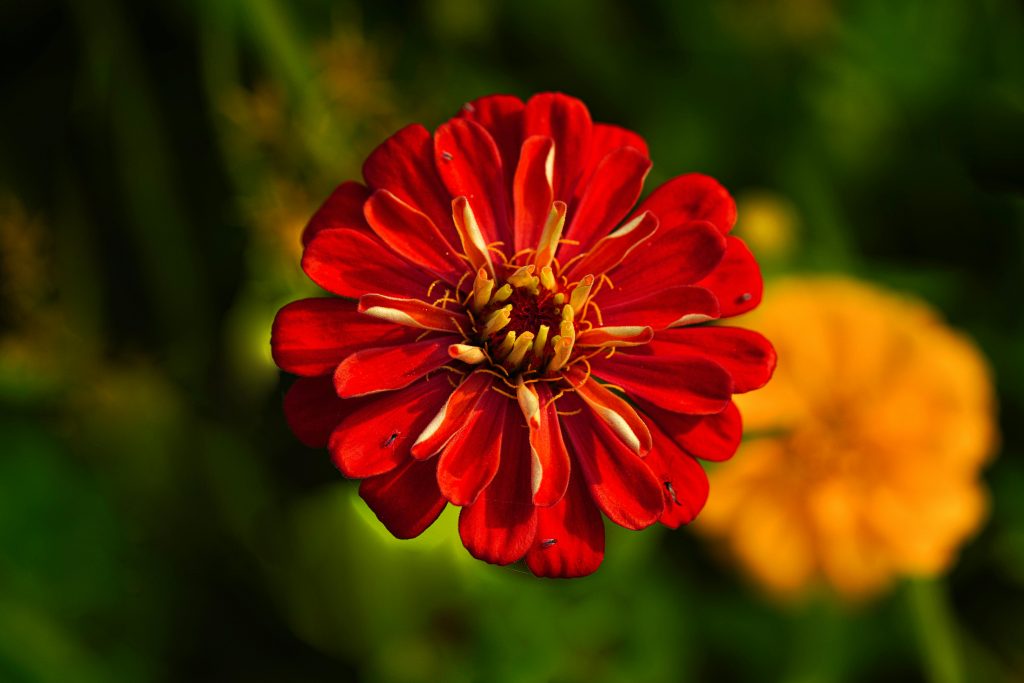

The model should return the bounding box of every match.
[1,0,1023,681]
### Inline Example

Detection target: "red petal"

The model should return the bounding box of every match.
[434,118,512,247]
[590,346,733,415]
[302,181,371,246]
[696,236,763,318]
[512,136,555,253]
[283,376,348,448]
[271,298,416,376]
[436,387,508,506]
[359,457,447,539]
[562,211,658,282]
[523,93,593,204]
[559,394,664,530]
[458,94,525,191]
[329,376,453,478]
[458,406,538,565]
[302,228,436,300]
[637,173,737,234]
[643,420,710,528]
[363,124,457,244]
[334,336,458,398]
[600,221,727,308]
[525,465,605,578]
[655,327,776,393]
[574,325,654,349]
[560,146,651,260]
[358,294,469,334]
[566,370,653,456]
[638,399,742,462]
[363,190,466,283]
[600,285,720,331]
[521,382,571,507]
[411,371,493,459]
[583,123,649,183]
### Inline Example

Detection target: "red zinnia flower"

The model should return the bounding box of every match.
[272,93,775,578]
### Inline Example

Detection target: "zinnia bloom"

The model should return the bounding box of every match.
[271,93,775,577]
[698,277,997,597]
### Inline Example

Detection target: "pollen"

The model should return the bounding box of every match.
[467,250,597,376]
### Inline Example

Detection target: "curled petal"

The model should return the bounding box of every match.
[513,135,555,253]
[436,387,508,506]
[517,381,571,507]
[697,236,764,318]
[560,393,664,529]
[561,146,652,260]
[579,123,649,191]
[334,336,459,398]
[458,406,538,565]
[329,376,453,478]
[600,285,720,331]
[524,93,593,203]
[458,94,525,188]
[638,399,743,462]
[525,464,605,578]
[655,327,777,394]
[363,123,457,243]
[575,325,654,349]
[302,181,371,246]
[358,294,469,334]
[302,228,436,300]
[590,348,733,415]
[566,370,653,456]
[359,457,447,539]
[412,371,493,459]
[271,298,416,377]
[643,420,710,528]
[363,189,466,283]
[435,118,512,246]
[636,172,737,234]
[600,221,727,308]
[563,211,659,282]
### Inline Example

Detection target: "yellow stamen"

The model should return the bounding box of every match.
[569,274,595,312]
[539,266,556,291]
[507,265,536,288]
[471,268,493,312]
[480,304,513,336]
[561,303,575,323]
[560,319,575,343]
[448,344,487,364]
[496,330,517,358]
[453,197,494,278]
[553,293,565,306]
[491,284,513,304]
[546,336,573,373]
[533,324,550,357]
[534,201,567,268]
[505,332,535,369]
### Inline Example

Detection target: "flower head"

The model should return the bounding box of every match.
[271,93,775,577]
[697,277,997,597]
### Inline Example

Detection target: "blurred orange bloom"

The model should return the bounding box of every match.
[697,276,998,599]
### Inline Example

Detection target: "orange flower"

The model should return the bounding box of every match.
[697,276,997,599]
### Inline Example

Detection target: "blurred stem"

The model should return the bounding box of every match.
[907,578,965,683]
[783,593,843,683]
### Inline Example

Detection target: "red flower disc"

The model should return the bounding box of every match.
[271,93,776,578]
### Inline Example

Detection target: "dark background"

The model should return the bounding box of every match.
[1,0,1022,681]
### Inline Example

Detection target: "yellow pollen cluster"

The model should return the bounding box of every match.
[467,265,595,375]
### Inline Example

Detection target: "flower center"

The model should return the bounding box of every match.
[466,264,594,376]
